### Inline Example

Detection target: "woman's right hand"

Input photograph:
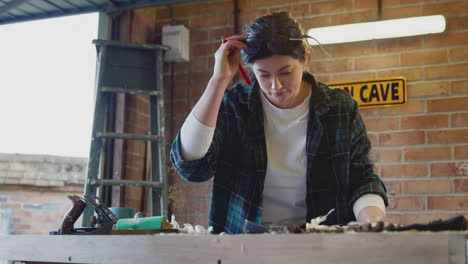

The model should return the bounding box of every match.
[212,35,247,85]
[189,35,247,128]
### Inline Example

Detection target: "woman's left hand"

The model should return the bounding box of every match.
[356,206,385,223]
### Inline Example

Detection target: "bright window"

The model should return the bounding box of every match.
[0,13,98,158]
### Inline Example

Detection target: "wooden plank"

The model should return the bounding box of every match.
[111,93,126,208]
[111,229,178,235]
[0,232,466,264]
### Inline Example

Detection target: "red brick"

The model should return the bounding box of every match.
[249,0,291,8]
[403,179,451,194]
[174,73,190,92]
[12,223,32,230]
[309,49,333,65]
[127,95,149,112]
[388,196,425,210]
[385,214,402,225]
[364,117,399,132]
[404,213,462,225]
[428,196,468,210]
[282,4,311,18]
[166,100,189,117]
[12,210,32,218]
[446,15,468,31]
[425,32,468,48]
[401,114,448,130]
[423,2,468,16]
[239,9,269,25]
[450,47,468,62]
[190,72,211,87]
[208,27,234,42]
[190,30,209,44]
[174,183,212,199]
[455,145,468,159]
[14,231,45,235]
[377,100,425,116]
[190,57,210,73]
[175,2,232,17]
[132,9,156,31]
[383,180,402,195]
[131,24,153,43]
[404,146,451,162]
[126,141,146,156]
[172,197,210,215]
[332,72,376,83]
[333,42,376,57]
[452,80,468,95]
[401,50,447,66]
[426,63,468,80]
[431,162,468,177]
[428,129,468,144]
[452,113,468,127]
[381,163,428,178]
[355,0,376,9]
[359,108,379,118]
[408,81,449,97]
[379,131,425,146]
[355,54,400,71]
[371,148,402,163]
[331,10,376,25]
[1,203,21,209]
[454,179,468,193]
[309,0,353,14]
[311,58,353,73]
[174,62,189,74]
[382,6,421,20]
[191,43,219,56]
[376,37,423,53]
[155,6,170,20]
[376,68,423,82]
[190,15,229,28]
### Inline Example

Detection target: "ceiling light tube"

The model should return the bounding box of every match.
[307,15,446,45]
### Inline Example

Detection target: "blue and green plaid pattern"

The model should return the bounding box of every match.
[170,72,388,234]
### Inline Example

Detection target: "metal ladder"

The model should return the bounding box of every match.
[82,39,169,227]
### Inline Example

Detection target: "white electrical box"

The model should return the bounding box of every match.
[162,25,190,62]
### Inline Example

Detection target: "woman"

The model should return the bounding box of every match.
[170,12,388,234]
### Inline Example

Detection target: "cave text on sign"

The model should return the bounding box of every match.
[328,77,407,108]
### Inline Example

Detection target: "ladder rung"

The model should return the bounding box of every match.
[96,132,161,141]
[100,86,161,96]
[97,179,163,188]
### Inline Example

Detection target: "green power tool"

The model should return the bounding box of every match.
[115,216,173,230]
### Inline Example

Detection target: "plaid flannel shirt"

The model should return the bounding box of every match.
[170,72,388,234]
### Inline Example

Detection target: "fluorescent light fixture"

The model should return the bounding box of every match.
[307,15,446,45]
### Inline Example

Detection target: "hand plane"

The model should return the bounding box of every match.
[50,195,118,235]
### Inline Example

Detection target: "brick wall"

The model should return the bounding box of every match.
[0,154,85,234]
[119,0,468,226]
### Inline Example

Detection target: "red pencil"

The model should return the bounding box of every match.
[222,39,252,86]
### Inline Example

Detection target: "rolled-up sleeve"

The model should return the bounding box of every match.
[169,132,215,182]
[169,105,226,183]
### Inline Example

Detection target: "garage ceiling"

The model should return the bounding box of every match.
[0,0,203,25]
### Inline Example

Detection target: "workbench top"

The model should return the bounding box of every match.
[1,232,467,264]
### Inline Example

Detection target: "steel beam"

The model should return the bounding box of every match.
[0,0,29,16]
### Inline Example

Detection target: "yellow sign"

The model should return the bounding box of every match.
[328,77,407,108]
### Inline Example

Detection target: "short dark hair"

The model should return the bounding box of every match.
[241,12,308,64]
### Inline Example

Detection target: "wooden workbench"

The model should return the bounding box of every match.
[0,232,467,264]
